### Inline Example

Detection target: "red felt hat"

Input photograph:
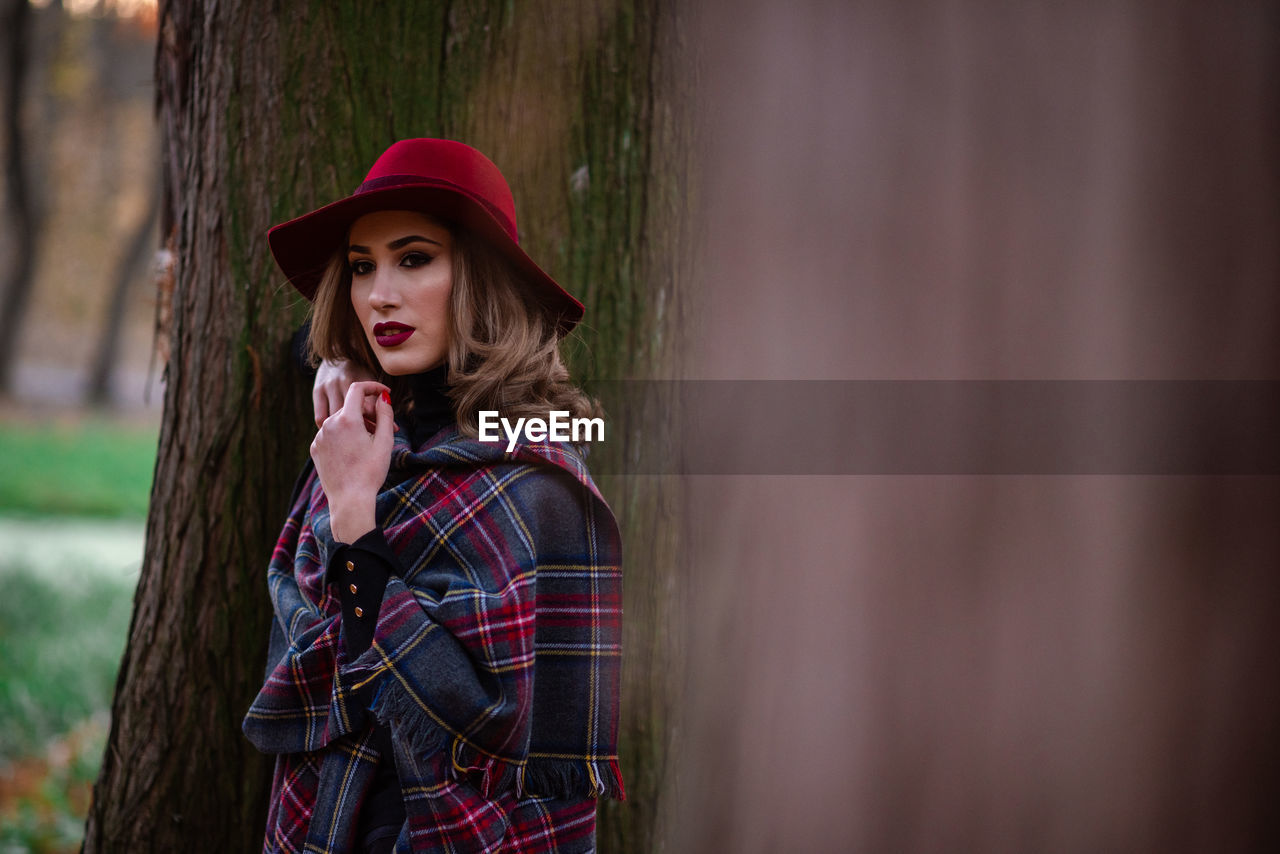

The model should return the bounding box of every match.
[268,138,584,334]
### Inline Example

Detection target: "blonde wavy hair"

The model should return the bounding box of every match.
[307,221,599,438]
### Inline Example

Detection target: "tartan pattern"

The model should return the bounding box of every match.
[244,426,623,853]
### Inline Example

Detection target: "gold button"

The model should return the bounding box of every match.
[345,560,354,572]
[349,583,358,595]
[354,606,364,618]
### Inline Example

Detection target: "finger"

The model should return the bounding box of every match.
[340,380,369,417]
[312,386,328,427]
[328,361,354,400]
[337,381,390,436]
[327,385,345,422]
[373,390,395,449]
[342,380,390,410]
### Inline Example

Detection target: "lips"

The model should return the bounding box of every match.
[373,322,416,347]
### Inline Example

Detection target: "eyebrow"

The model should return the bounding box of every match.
[347,234,443,254]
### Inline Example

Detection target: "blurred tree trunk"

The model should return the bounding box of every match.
[83,1,687,852]
[674,1,1280,852]
[0,0,36,395]
[86,178,158,407]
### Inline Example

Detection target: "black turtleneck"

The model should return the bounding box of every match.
[404,362,453,448]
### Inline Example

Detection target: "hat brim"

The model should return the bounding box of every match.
[268,182,584,334]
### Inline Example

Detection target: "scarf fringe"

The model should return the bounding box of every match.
[372,681,625,801]
[371,678,450,758]
[520,758,626,802]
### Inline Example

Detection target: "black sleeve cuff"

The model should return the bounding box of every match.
[328,529,400,659]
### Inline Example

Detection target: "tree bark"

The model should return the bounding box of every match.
[83,1,688,851]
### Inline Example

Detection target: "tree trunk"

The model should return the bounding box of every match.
[83,1,688,851]
[673,1,1280,851]
[86,177,159,407]
[0,0,36,396]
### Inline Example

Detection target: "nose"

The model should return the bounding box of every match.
[365,266,400,310]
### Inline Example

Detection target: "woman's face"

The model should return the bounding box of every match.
[346,209,454,376]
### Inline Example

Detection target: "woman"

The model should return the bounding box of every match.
[242,138,624,854]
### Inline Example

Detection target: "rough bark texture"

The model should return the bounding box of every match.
[84,1,686,851]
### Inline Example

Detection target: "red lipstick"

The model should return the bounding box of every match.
[373,322,415,347]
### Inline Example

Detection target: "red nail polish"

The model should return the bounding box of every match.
[380,390,390,405]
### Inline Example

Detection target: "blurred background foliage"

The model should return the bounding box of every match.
[0,0,159,850]
[0,421,155,518]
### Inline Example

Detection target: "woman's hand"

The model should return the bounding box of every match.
[311,381,394,543]
[313,358,377,428]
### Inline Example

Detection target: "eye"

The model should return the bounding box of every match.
[349,258,374,276]
[400,251,433,268]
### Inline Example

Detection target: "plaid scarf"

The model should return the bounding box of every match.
[243,426,623,850]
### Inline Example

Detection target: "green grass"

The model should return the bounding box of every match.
[0,558,134,762]
[0,520,140,849]
[0,416,152,845]
[0,420,157,519]
[0,419,152,844]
